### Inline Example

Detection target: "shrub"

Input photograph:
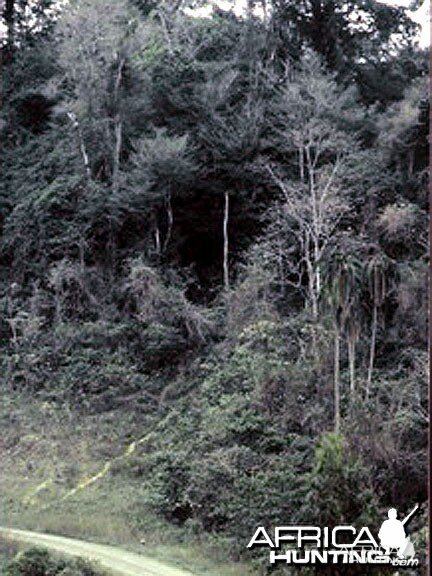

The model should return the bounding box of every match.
[6,547,105,576]
[302,432,378,527]
[6,548,52,576]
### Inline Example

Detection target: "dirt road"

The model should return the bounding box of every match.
[0,528,196,576]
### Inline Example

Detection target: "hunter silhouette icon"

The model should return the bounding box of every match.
[378,504,418,558]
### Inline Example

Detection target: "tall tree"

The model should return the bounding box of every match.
[324,248,363,431]
[129,129,196,256]
[263,51,362,359]
[55,0,157,265]
[365,251,388,398]
[268,0,419,102]
[196,63,265,288]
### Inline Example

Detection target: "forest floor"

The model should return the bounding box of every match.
[0,389,256,576]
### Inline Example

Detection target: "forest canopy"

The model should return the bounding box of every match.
[0,0,428,572]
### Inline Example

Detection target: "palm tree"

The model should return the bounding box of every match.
[365,252,388,399]
[324,251,363,431]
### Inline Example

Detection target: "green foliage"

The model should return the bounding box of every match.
[5,547,105,576]
[0,0,428,570]
[270,0,419,99]
[6,548,51,576]
[304,432,378,526]
[113,319,317,540]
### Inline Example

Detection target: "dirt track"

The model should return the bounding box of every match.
[0,528,196,576]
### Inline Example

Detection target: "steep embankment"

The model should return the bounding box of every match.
[0,528,195,576]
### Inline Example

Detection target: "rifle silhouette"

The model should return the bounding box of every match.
[402,504,419,526]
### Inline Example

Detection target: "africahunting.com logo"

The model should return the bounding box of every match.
[247,504,419,567]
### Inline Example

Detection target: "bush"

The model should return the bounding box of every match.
[6,547,105,576]
[302,432,379,527]
[6,548,52,576]
[118,320,318,539]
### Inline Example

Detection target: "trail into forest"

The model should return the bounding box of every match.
[0,528,195,576]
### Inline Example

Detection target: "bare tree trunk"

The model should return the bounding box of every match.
[67,112,91,178]
[310,287,319,363]
[305,146,322,364]
[277,233,285,296]
[163,195,173,252]
[334,328,341,433]
[305,239,319,364]
[112,57,125,195]
[154,225,161,255]
[299,146,304,183]
[366,304,377,399]
[408,149,414,176]
[305,147,320,281]
[108,57,125,271]
[348,339,355,395]
[112,115,122,194]
[223,191,230,290]
[79,133,91,179]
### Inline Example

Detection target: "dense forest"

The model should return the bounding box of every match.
[0,0,429,574]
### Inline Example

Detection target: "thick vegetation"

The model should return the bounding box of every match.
[5,547,105,576]
[0,0,428,573]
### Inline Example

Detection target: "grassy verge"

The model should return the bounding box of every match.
[0,389,257,576]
